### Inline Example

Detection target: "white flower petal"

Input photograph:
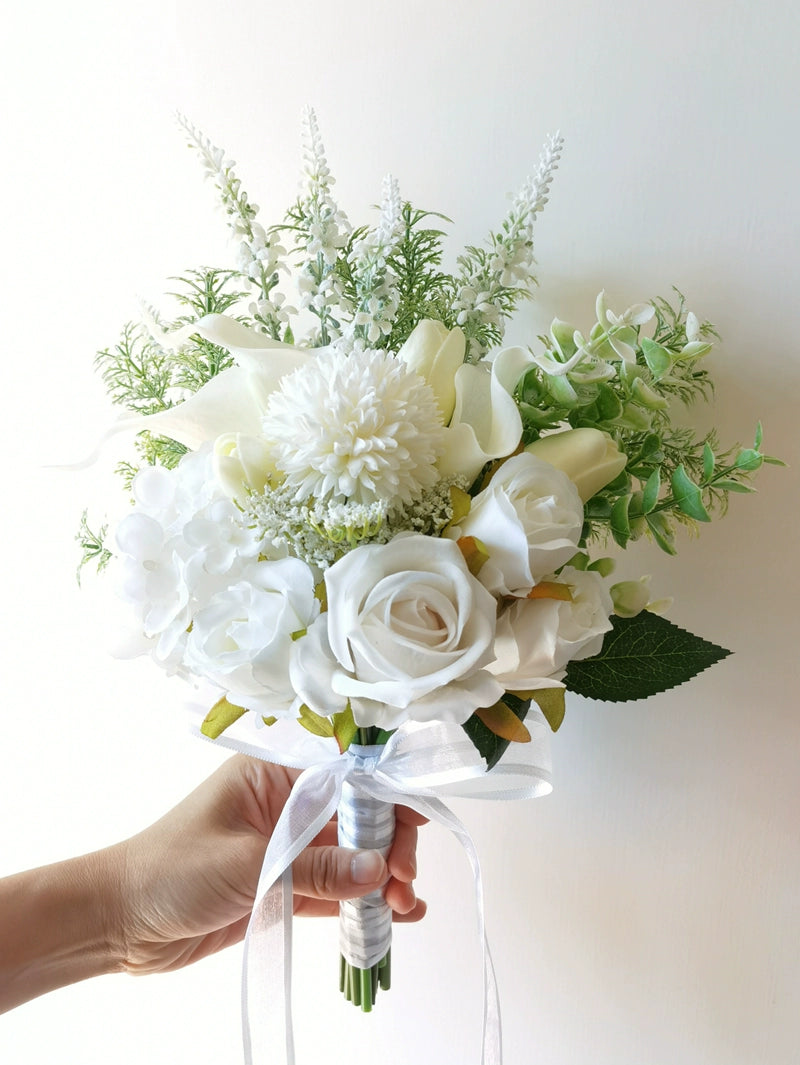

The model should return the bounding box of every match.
[438,360,522,481]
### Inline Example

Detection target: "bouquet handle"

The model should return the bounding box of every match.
[337,776,396,1009]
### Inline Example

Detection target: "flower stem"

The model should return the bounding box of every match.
[340,948,391,1011]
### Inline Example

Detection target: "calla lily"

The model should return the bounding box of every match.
[437,347,524,482]
[397,320,466,421]
[130,315,313,447]
[72,315,313,467]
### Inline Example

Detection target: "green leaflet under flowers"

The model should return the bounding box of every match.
[563,613,731,703]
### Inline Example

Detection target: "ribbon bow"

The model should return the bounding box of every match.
[188,707,553,1065]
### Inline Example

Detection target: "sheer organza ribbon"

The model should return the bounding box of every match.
[188,707,553,1065]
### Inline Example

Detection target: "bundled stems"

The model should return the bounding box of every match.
[340,949,392,1011]
[339,726,394,1011]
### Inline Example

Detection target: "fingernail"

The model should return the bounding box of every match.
[351,850,384,884]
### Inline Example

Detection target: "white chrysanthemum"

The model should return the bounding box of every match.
[262,347,445,505]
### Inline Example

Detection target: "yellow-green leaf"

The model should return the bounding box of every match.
[201,696,247,739]
[333,702,358,753]
[474,701,531,743]
[449,485,472,525]
[525,580,572,602]
[298,704,335,738]
[457,535,490,576]
[529,687,566,732]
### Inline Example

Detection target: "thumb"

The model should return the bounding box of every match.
[292,846,387,900]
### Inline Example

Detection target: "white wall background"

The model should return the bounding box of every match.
[1,2,798,1063]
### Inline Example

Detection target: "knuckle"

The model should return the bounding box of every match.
[308,847,341,898]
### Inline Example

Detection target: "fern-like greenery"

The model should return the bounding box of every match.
[94,268,248,474]
[75,510,112,584]
[383,205,456,350]
[95,323,176,415]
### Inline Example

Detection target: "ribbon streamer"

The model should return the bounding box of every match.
[189,706,552,1065]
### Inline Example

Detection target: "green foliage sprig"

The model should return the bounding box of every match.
[75,510,111,584]
[515,290,782,553]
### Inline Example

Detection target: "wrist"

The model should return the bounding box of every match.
[0,846,128,1013]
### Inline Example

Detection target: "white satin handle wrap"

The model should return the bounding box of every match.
[338,765,396,969]
[188,708,553,1065]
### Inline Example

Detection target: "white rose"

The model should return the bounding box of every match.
[525,428,627,502]
[488,568,613,688]
[290,534,503,729]
[451,452,584,596]
[396,319,466,421]
[185,558,319,716]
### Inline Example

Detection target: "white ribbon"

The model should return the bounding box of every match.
[337,769,395,969]
[188,708,553,1065]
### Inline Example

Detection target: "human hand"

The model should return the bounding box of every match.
[109,755,426,975]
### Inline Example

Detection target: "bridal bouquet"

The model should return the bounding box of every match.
[77,110,777,1053]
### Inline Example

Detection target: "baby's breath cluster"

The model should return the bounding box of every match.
[244,476,465,571]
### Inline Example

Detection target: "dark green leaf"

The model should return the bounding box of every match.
[584,497,613,521]
[639,433,665,461]
[564,613,731,702]
[595,384,623,421]
[462,693,530,770]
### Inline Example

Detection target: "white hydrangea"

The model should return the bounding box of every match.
[113,447,264,670]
